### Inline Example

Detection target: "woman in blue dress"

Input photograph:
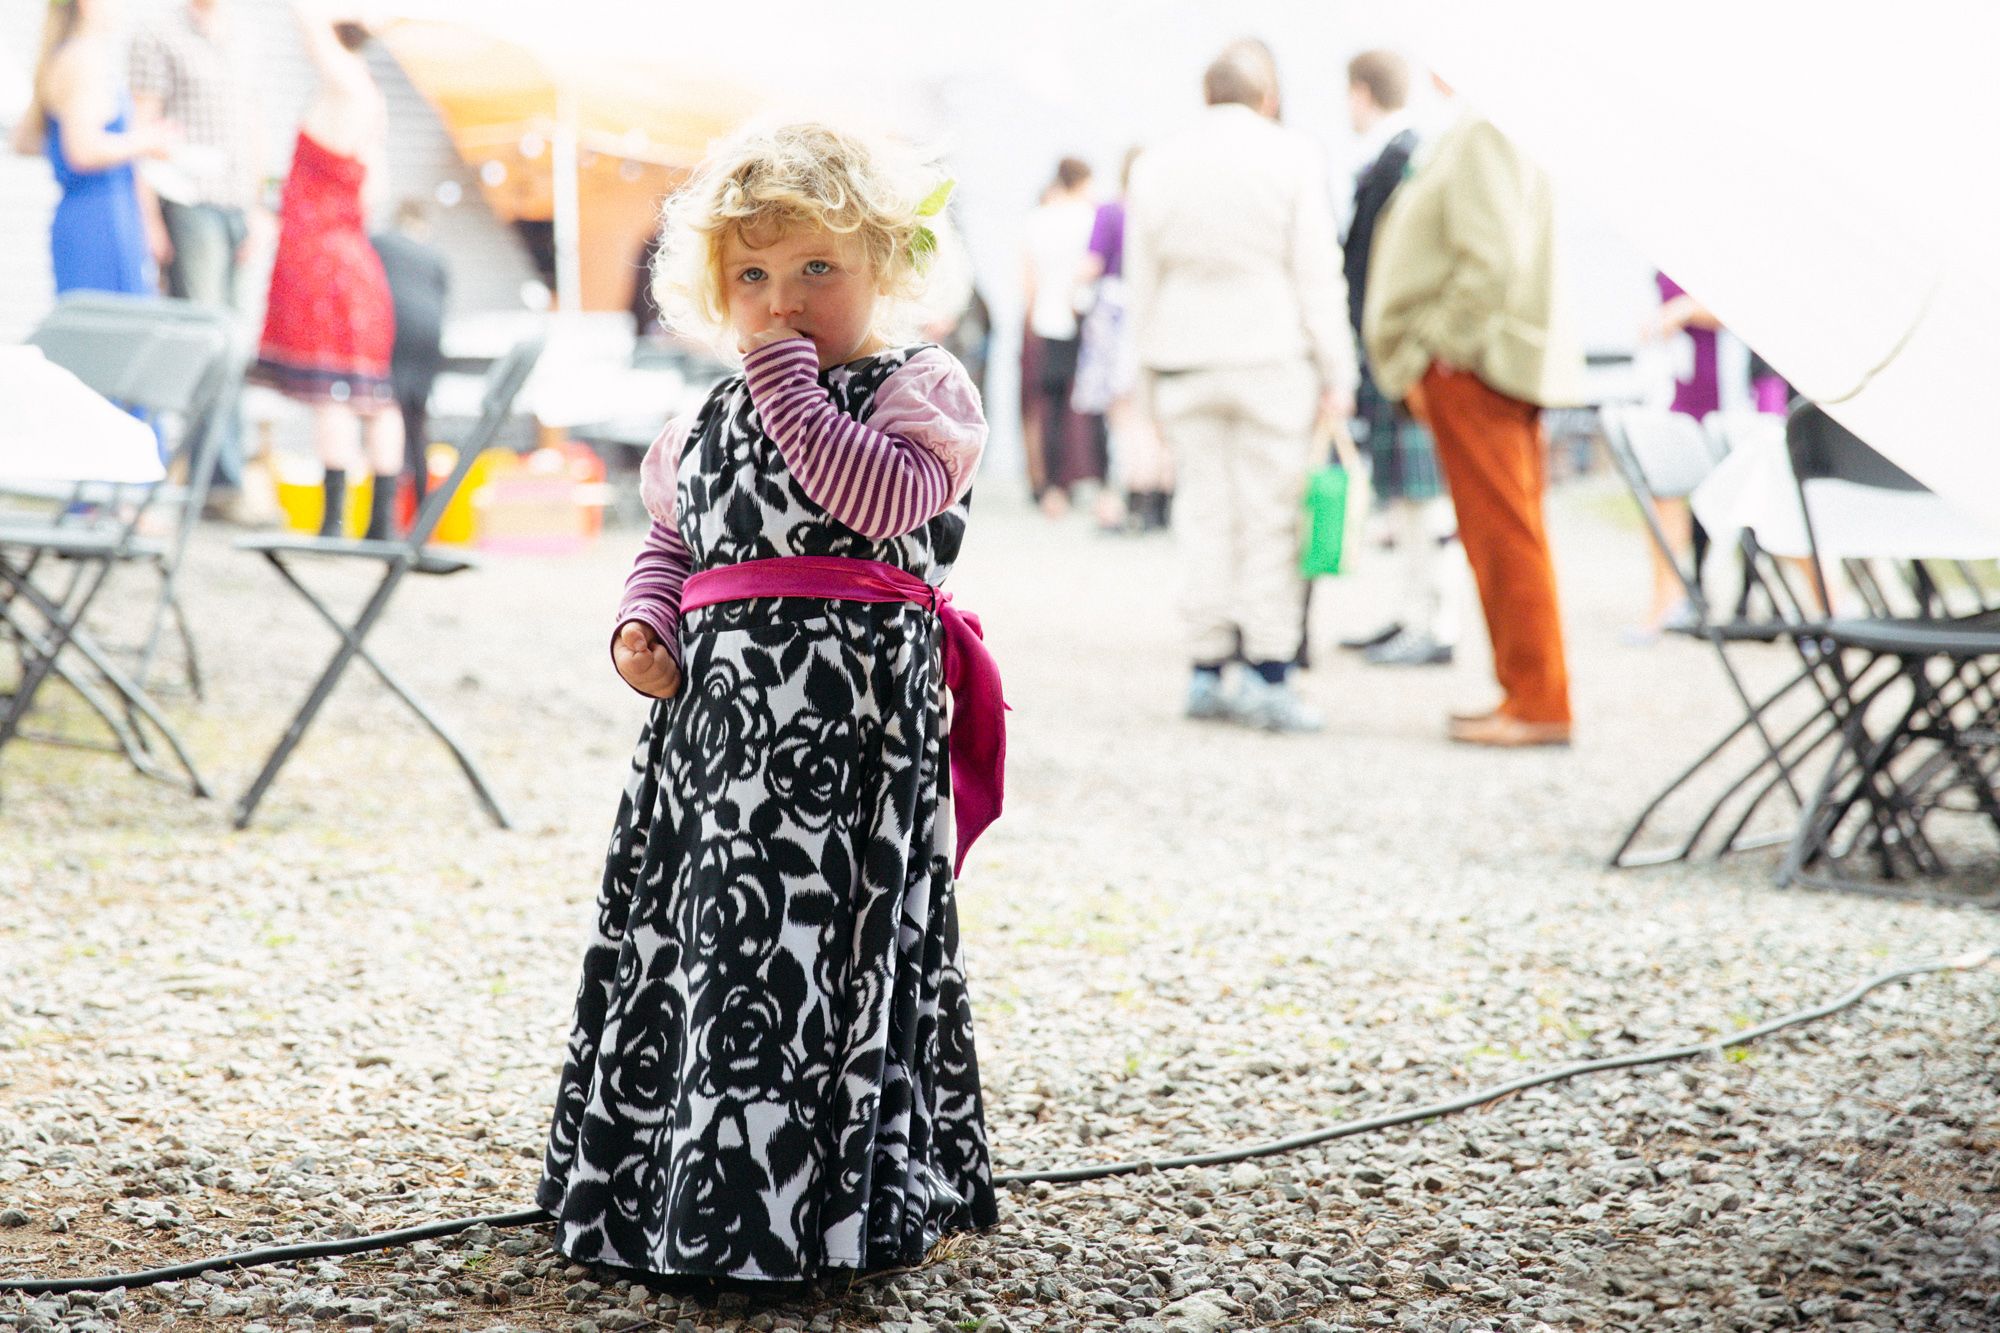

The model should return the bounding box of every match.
[14,0,174,296]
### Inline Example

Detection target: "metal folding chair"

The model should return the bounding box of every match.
[21,293,242,697]
[1773,405,2000,902]
[1600,405,1846,867]
[0,297,236,795]
[231,337,544,829]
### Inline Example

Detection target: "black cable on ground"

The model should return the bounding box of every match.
[3,948,1991,1298]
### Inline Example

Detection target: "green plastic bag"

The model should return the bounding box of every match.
[1299,463,1351,577]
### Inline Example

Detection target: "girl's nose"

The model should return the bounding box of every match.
[769,283,805,317]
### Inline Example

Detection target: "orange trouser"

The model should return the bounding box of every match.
[1419,364,1572,725]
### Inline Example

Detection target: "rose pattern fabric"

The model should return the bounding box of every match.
[539,347,996,1280]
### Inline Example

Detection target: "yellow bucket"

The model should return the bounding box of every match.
[272,445,492,544]
[274,459,375,538]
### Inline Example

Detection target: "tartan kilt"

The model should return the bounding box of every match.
[1355,372,1446,502]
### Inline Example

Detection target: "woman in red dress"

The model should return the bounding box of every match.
[252,6,401,539]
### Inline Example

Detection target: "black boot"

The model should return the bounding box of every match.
[319,469,347,538]
[365,472,399,542]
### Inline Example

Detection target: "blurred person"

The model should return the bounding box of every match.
[1073,145,1173,532]
[541,121,998,1282]
[249,5,400,541]
[1364,79,1583,747]
[1125,39,1355,732]
[14,0,174,299]
[1627,273,1727,643]
[1019,157,1105,518]
[916,208,993,394]
[371,198,449,521]
[131,0,267,511]
[1339,49,1458,668]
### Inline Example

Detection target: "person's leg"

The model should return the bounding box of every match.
[400,393,430,510]
[1422,365,1571,726]
[1426,501,1464,648]
[1152,374,1237,706]
[165,204,249,495]
[1226,362,1323,730]
[1041,337,1084,515]
[314,402,363,537]
[1230,363,1317,671]
[1018,329,1051,502]
[1640,496,1695,630]
[362,405,407,541]
[160,201,217,302]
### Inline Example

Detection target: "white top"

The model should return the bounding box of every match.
[1022,198,1097,341]
[0,348,165,484]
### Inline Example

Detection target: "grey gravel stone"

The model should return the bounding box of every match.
[3,494,1998,1333]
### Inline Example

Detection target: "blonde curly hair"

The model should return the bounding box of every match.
[653,122,940,356]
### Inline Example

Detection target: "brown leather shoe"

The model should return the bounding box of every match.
[1447,713,1573,747]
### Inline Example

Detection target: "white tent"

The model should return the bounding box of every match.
[1398,0,2000,526]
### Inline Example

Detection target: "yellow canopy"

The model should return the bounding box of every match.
[379,18,762,313]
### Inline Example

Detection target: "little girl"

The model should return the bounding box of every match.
[538,123,1004,1283]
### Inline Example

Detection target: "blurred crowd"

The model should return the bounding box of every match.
[13,0,445,538]
[1013,40,1798,746]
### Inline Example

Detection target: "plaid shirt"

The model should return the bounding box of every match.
[129,6,256,210]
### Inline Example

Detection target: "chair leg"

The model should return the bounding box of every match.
[0,558,110,752]
[170,586,205,701]
[56,623,212,797]
[1609,650,1826,868]
[232,630,356,827]
[237,555,511,829]
[0,599,156,772]
[0,566,210,795]
[1783,664,1944,888]
[1776,657,1901,886]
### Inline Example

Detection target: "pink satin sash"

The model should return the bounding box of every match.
[679,556,1006,875]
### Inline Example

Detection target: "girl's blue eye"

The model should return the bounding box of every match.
[805,260,832,276]
[740,267,766,283]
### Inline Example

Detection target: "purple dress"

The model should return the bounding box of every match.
[1656,273,1720,420]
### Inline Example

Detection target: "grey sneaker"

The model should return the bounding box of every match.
[1237,677,1325,733]
[1365,628,1454,667]
[1185,671,1232,721]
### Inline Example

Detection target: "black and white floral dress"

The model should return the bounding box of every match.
[538,348,998,1281]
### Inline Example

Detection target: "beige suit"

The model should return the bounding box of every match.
[1126,103,1354,665]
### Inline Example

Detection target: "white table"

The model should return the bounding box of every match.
[0,346,165,486]
[1692,420,2000,562]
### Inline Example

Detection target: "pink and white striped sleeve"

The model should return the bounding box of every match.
[613,415,695,678]
[741,339,987,540]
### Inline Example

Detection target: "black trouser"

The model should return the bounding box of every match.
[399,392,430,509]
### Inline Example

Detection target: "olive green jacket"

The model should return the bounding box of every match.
[1362,111,1583,408]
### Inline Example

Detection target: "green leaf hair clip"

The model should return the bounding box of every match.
[909,177,956,271]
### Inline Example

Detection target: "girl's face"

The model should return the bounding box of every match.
[721,223,887,368]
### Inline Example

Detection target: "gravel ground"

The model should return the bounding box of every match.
[2,474,1997,1333]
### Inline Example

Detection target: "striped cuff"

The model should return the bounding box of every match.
[742,338,951,540]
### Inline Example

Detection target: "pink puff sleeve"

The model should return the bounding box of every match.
[863,347,988,505]
[637,412,695,528]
